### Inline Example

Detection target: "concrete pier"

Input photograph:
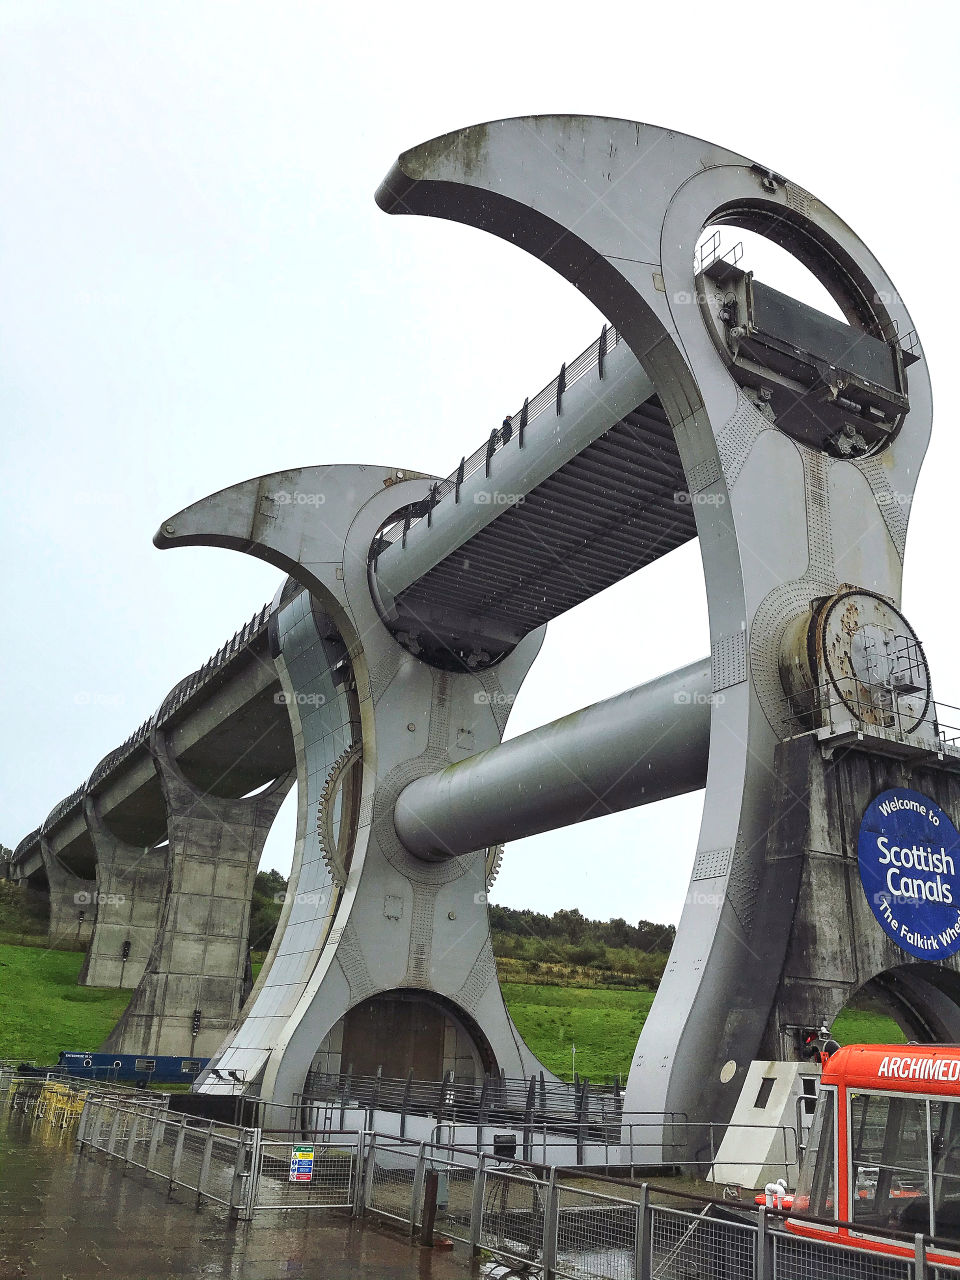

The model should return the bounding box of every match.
[77,794,169,990]
[103,732,293,1058]
[38,836,94,948]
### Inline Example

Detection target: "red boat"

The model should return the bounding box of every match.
[786,1043,960,1265]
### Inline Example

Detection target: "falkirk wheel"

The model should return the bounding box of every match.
[31,115,960,1147]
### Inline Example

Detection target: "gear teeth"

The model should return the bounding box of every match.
[485,844,504,891]
[317,744,362,887]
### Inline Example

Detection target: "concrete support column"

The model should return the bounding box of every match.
[102,732,293,1058]
[38,836,95,948]
[77,795,169,990]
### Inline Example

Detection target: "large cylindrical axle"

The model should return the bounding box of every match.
[394,657,712,859]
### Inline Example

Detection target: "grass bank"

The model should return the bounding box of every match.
[501,980,905,1081]
[502,981,653,1080]
[0,944,132,1062]
[0,939,908,1075]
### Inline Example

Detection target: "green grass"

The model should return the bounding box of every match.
[0,943,132,1063]
[0,937,913,1076]
[502,981,655,1081]
[832,1006,906,1046]
[502,982,908,1083]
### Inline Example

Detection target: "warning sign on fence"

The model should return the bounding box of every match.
[289,1144,315,1182]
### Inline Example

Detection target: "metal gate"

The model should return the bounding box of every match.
[251,1132,362,1211]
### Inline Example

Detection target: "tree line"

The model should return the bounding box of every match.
[488,904,675,986]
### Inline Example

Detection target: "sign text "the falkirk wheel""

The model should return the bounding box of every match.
[859,788,960,959]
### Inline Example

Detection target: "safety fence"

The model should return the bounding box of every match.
[74,1093,361,1219]
[302,1067,622,1122]
[295,1083,798,1184]
[299,1068,626,1138]
[361,1134,960,1280]
[78,1095,253,1211]
[253,1134,360,1211]
[787,670,960,764]
[6,1075,91,1126]
[9,1080,960,1277]
[427,1118,800,1184]
[0,1066,169,1128]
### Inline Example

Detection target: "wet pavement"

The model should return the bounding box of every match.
[0,1111,479,1280]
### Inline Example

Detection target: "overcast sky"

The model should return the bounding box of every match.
[2,2,957,927]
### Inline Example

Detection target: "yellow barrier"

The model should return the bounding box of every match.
[24,1079,90,1127]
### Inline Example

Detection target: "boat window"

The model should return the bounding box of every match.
[794,1087,836,1218]
[930,1100,960,1242]
[850,1092,931,1234]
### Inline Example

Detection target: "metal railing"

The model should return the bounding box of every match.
[370,323,625,559]
[17,600,279,860]
[296,1073,805,1183]
[78,1094,256,1213]
[0,1068,170,1132]
[253,1131,362,1211]
[1,1074,947,1276]
[73,1092,363,1219]
[359,1137,960,1279]
[788,672,960,761]
[9,1075,960,1276]
[300,1067,626,1131]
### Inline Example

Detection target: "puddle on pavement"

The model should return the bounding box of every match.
[0,1110,480,1279]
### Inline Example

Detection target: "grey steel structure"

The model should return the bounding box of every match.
[368,117,941,1137]
[11,117,953,1153]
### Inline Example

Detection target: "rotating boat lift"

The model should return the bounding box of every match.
[149,114,947,1136]
[20,116,954,1155]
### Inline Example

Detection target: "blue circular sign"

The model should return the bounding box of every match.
[859,788,960,959]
